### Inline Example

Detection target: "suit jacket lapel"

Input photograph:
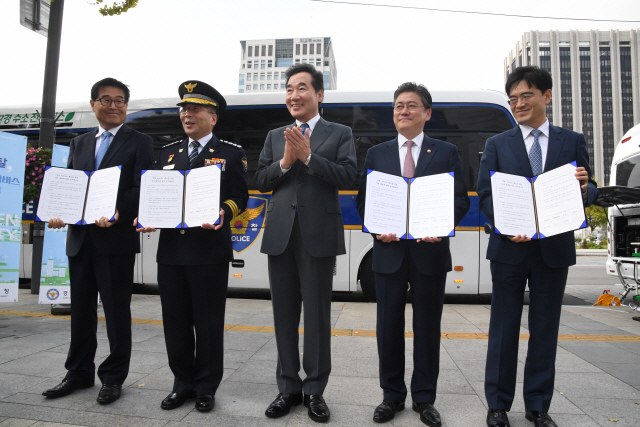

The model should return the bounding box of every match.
[309,118,331,153]
[415,134,437,176]
[383,138,402,176]
[507,126,533,176]
[80,129,99,170]
[99,124,130,169]
[544,124,565,172]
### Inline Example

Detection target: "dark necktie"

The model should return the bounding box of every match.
[300,123,310,137]
[529,129,543,176]
[403,140,415,178]
[188,140,201,167]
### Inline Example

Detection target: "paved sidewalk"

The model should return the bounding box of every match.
[0,289,639,427]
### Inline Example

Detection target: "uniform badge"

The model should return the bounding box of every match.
[427,149,431,153]
[205,158,226,171]
[242,157,248,173]
[179,148,184,153]
[210,148,214,153]
[168,154,175,163]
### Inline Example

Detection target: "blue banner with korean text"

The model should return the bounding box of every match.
[39,144,71,304]
[0,132,27,302]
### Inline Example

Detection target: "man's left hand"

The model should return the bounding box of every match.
[95,209,119,228]
[284,126,311,162]
[575,167,589,193]
[202,209,225,230]
[417,236,442,243]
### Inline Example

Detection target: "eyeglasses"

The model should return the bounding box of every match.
[179,105,215,115]
[508,92,535,105]
[393,102,424,112]
[95,98,127,108]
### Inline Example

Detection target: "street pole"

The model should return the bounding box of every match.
[32,0,64,295]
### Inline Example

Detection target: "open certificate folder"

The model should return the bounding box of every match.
[36,166,121,225]
[490,162,587,239]
[363,170,455,239]
[137,165,221,229]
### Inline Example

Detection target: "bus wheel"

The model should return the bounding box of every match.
[359,252,376,302]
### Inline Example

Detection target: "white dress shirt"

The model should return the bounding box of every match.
[94,123,124,157]
[397,132,424,176]
[188,132,213,157]
[520,119,550,172]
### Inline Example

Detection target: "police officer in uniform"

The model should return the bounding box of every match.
[136,80,248,412]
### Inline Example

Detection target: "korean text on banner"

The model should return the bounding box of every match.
[39,144,72,304]
[0,132,27,303]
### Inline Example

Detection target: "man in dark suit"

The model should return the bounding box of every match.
[43,77,155,404]
[136,81,248,413]
[255,63,357,423]
[477,66,598,427]
[356,82,470,426]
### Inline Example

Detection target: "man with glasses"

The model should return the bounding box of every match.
[477,66,597,427]
[356,82,469,426]
[43,77,155,404]
[136,80,248,412]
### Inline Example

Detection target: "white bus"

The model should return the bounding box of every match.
[600,123,640,305]
[2,90,516,301]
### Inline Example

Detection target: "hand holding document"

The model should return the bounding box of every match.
[36,166,121,225]
[137,165,221,229]
[363,170,455,239]
[490,162,586,239]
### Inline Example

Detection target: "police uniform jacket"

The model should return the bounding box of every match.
[156,135,248,265]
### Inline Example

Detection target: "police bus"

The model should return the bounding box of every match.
[2,90,516,301]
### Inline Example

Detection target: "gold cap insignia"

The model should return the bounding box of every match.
[184,82,197,93]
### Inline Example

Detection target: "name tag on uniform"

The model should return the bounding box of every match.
[163,164,175,170]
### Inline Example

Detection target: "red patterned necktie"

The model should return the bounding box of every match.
[403,140,415,178]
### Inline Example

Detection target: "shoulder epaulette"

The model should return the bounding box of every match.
[161,140,182,149]
[220,139,242,149]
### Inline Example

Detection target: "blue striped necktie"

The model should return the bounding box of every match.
[95,131,112,169]
[300,123,309,137]
[188,140,201,167]
[529,129,543,176]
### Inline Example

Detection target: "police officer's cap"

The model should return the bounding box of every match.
[177,80,227,111]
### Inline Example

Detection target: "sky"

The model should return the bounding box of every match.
[1,0,639,108]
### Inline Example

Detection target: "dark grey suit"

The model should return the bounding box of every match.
[255,117,356,395]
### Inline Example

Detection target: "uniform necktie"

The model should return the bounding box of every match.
[300,123,309,137]
[403,140,415,178]
[94,131,111,169]
[188,140,201,167]
[529,129,543,176]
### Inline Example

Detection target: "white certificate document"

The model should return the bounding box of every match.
[490,172,537,237]
[36,167,89,224]
[533,163,586,238]
[408,172,455,238]
[363,170,408,237]
[184,165,221,227]
[83,166,121,224]
[138,170,184,229]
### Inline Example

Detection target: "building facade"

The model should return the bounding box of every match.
[505,30,640,184]
[238,37,337,94]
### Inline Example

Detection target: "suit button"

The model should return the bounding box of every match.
[180,230,185,235]
[291,204,296,210]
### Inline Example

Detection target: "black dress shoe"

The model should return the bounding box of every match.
[195,395,215,412]
[525,410,557,427]
[42,379,94,398]
[96,384,121,404]
[487,408,511,427]
[304,394,330,423]
[161,392,193,410]
[373,399,405,423]
[265,392,303,418]
[412,402,442,427]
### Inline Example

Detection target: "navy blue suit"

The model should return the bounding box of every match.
[357,135,469,403]
[477,124,597,412]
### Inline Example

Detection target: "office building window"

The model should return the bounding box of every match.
[247,74,252,81]
[253,84,257,90]
[260,84,265,90]
[281,83,286,89]
[579,46,594,172]
[303,44,307,55]
[325,61,329,67]
[242,64,245,69]
[248,46,252,57]
[317,43,321,54]
[621,46,634,134]
[296,44,300,55]
[600,46,614,183]
[261,60,265,69]
[254,73,258,80]
[539,47,553,123]
[268,60,273,68]
[260,73,265,80]
[276,39,294,67]
[274,74,279,80]
[267,84,272,89]
[246,86,251,91]
[281,72,286,79]
[261,45,266,56]
[268,45,273,56]
[309,44,314,55]
[247,61,251,69]
[559,47,573,130]
[296,59,300,64]
[302,58,307,64]
[316,59,321,67]
[267,74,272,80]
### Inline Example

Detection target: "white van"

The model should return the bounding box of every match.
[599,123,640,304]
